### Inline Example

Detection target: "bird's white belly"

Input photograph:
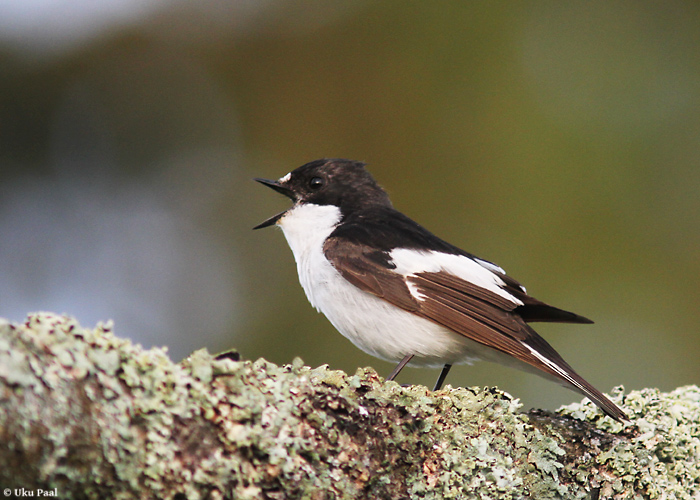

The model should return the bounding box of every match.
[277,203,489,367]
[307,261,483,367]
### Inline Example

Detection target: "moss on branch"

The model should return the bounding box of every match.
[0,313,698,499]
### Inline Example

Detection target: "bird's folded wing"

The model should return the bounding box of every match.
[409,270,580,379]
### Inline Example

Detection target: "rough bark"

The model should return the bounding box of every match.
[0,313,698,499]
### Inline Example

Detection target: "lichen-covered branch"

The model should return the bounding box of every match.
[0,313,698,499]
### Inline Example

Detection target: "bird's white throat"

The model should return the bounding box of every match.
[277,203,342,264]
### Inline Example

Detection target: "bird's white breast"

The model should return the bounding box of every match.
[276,203,505,367]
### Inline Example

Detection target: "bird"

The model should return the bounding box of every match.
[253,158,626,421]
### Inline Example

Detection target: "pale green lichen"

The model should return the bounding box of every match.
[559,385,700,498]
[1,313,699,499]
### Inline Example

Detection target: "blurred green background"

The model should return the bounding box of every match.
[1,1,698,413]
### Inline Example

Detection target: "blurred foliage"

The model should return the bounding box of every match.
[0,1,698,412]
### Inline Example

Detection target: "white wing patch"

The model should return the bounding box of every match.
[389,248,523,305]
[474,258,505,275]
[475,257,526,293]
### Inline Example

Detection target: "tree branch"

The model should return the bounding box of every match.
[1,313,698,499]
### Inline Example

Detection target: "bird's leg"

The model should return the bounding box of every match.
[432,363,452,391]
[386,354,414,382]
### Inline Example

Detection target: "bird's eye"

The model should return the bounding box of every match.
[309,177,324,189]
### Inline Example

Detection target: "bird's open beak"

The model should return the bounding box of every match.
[253,178,295,229]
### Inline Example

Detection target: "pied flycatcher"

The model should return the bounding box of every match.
[254,158,626,421]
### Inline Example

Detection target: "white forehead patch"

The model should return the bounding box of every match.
[279,172,292,183]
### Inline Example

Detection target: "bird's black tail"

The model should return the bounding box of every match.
[516,303,594,324]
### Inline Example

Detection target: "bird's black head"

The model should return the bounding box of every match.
[254,158,391,229]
